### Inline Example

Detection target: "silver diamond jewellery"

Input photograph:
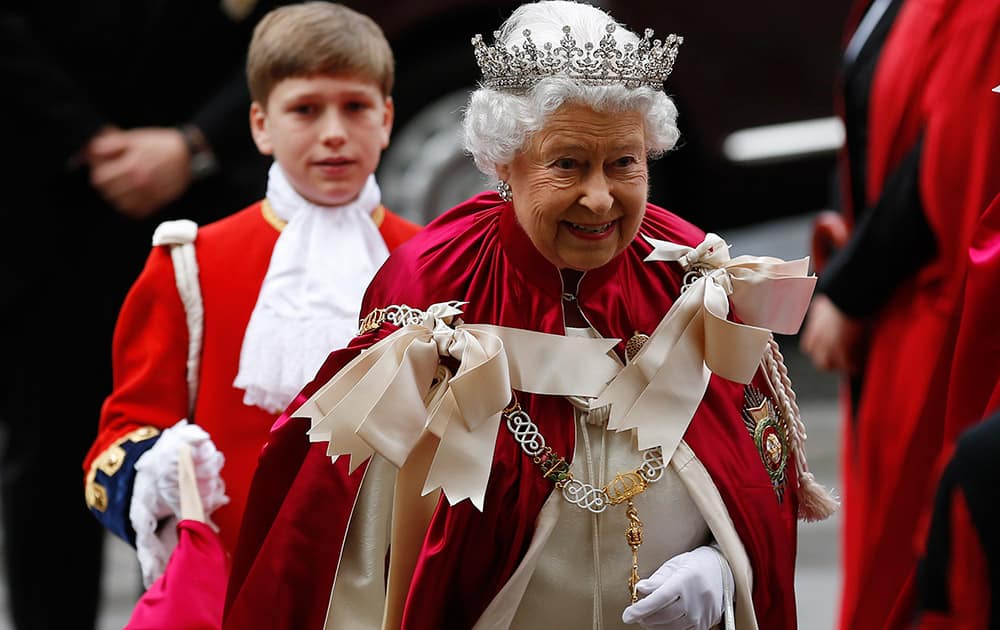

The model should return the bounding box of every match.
[473,24,683,94]
[497,179,513,202]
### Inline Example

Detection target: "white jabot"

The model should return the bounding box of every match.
[234,163,389,413]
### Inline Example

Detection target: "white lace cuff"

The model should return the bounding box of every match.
[129,419,229,586]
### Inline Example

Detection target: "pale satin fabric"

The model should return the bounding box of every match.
[301,304,622,510]
[473,441,758,630]
[596,233,816,463]
[512,327,710,629]
[299,234,816,512]
[233,163,389,412]
[323,455,396,630]
[316,336,770,629]
[512,449,708,630]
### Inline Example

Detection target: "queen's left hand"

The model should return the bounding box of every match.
[621,545,734,629]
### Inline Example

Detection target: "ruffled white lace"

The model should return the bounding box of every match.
[130,420,229,587]
[233,163,389,413]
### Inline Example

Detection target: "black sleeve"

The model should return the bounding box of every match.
[0,10,106,168]
[817,136,937,318]
[189,65,254,165]
[188,0,290,164]
[916,408,1000,618]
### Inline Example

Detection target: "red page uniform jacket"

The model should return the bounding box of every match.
[225,192,831,629]
[82,200,420,554]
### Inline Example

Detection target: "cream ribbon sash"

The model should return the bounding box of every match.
[596,233,816,461]
[298,302,621,510]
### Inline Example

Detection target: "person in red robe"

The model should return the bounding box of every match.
[801,0,1000,627]
[81,0,419,605]
[912,191,1000,628]
[915,408,1000,629]
[224,2,836,629]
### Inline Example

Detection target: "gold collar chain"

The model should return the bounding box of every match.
[502,397,665,602]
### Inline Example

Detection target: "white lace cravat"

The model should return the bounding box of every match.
[234,162,389,412]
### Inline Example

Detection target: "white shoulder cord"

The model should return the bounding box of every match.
[151,219,203,416]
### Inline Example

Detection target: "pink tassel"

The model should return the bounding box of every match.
[764,338,839,521]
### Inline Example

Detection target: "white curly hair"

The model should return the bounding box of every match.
[462,0,681,180]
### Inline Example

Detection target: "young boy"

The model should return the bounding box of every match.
[82,1,419,591]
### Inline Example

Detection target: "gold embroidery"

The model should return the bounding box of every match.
[357,304,436,335]
[371,204,386,228]
[260,199,287,232]
[358,308,387,335]
[86,482,108,512]
[261,201,387,233]
[96,445,126,477]
[84,426,162,512]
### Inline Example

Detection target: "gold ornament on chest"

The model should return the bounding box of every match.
[606,470,648,505]
[503,395,666,603]
[742,386,789,501]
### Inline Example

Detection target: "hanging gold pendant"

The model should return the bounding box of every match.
[625,499,643,603]
[742,386,789,501]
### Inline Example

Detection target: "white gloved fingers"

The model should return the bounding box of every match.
[635,616,697,630]
[635,561,677,596]
[634,579,658,598]
[623,588,682,624]
[621,545,730,630]
[624,553,689,622]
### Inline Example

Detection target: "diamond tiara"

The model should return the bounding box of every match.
[472,23,683,93]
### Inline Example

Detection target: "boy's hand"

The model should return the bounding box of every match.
[86,127,192,219]
[800,294,866,374]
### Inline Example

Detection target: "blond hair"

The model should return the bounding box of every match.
[247,2,394,104]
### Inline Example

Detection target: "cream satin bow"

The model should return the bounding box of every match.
[298,302,621,510]
[596,233,816,461]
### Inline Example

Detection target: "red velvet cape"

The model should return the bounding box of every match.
[83,201,420,554]
[839,1,1000,628]
[224,192,801,629]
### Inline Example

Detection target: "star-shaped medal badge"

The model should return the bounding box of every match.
[742,386,790,501]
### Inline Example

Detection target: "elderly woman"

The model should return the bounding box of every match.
[224,2,834,629]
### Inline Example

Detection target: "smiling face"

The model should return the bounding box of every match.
[497,103,649,271]
[250,74,393,206]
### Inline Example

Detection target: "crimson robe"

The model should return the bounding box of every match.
[838,1,1000,628]
[224,192,802,629]
[910,194,1000,627]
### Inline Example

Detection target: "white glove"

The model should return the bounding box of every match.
[621,545,735,630]
[129,419,229,586]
